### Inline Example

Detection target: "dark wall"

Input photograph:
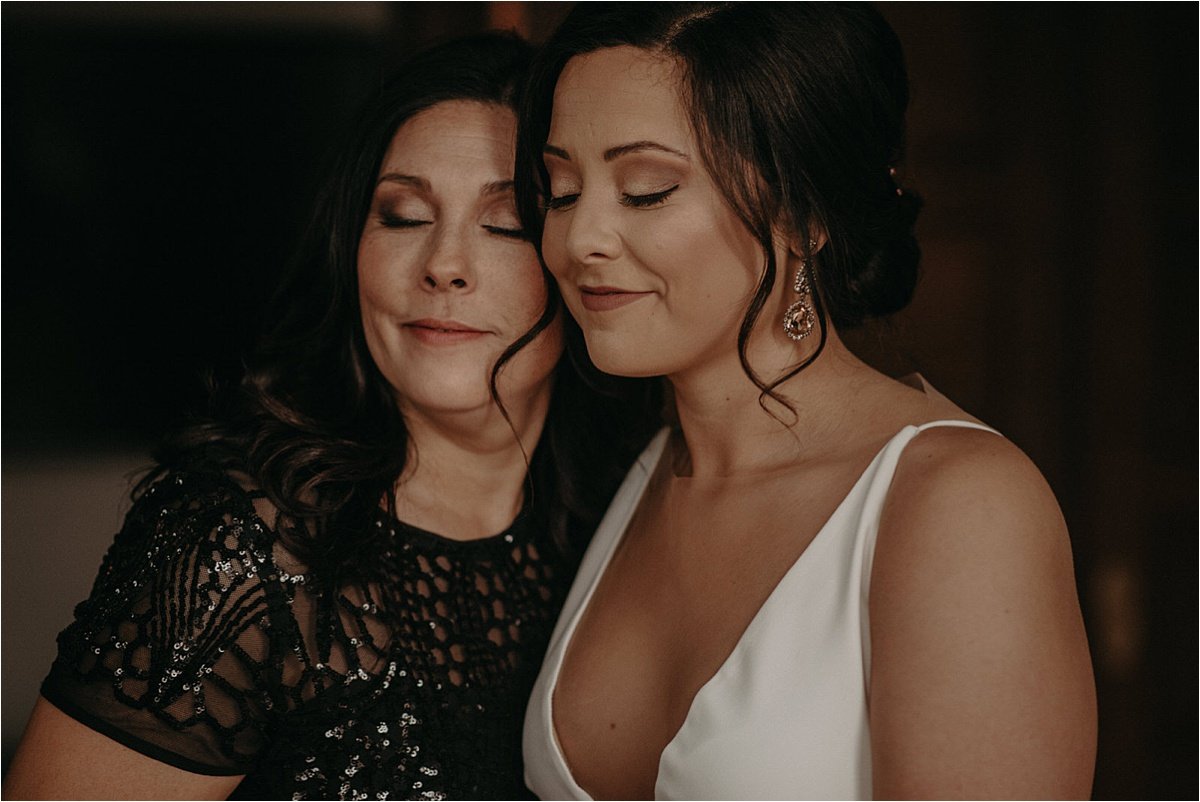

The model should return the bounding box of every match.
[876,5,1197,798]
[2,2,1194,797]
[3,2,551,450]
[3,7,380,449]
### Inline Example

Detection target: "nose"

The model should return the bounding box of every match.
[561,194,622,265]
[421,229,475,292]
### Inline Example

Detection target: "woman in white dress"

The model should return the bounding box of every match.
[514,4,1097,799]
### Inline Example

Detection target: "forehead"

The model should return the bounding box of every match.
[549,46,692,151]
[380,100,516,173]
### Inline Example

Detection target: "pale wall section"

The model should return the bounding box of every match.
[2,450,152,770]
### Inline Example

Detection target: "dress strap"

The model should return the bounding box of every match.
[913,419,1002,437]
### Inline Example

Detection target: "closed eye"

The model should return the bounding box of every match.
[380,214,431,229]
[621,185,679,209]
[544,193,579,212]
[483,225,527,240]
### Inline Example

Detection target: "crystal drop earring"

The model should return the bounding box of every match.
[782,240,817,341]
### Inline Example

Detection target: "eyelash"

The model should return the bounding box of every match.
[622,185,679,208]
[379,214,429,228]
[544,184,680,212]
[543,194,578,212]
[483,225,527,240]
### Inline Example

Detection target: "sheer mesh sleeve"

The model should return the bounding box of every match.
[41,470,294,776]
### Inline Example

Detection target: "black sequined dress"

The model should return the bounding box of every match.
[42,468,577,800]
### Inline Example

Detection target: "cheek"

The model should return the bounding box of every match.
[499,257,551,326]
[673,208,759,285]
[500,255,561,352]
[633,210,762,330]
[495,271,564,388]
[358,275,387,318]
[540,219,570,280]
[356,238,401,313]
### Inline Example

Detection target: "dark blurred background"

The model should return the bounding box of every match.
[2,2,1195,797]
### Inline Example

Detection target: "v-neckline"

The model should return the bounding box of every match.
[544,426,905,800]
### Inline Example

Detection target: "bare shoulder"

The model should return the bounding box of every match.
[868,423,1096,798]
[884,423,1063,542]
[872,423,1077,661]
[863,373,1058,552]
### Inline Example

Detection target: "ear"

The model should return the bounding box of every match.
[784,227,827,259]
[787,235,825,262]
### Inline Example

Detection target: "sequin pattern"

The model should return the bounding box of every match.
[43,468,573,800]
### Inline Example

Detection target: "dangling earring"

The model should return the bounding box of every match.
[782,240,817,341]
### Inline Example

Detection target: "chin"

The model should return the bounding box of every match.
[583,330,668,378]
[397,380,495,415]
[393,360,561,417]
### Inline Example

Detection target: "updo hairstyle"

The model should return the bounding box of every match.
[516,2,923,392]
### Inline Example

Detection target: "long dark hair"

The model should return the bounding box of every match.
[150,31,660,579]
[515,3,923,401]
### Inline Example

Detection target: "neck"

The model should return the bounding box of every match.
[394,381,553,540]
[668,326,870,477]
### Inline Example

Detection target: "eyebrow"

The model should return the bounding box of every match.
[377,172,428,190]
[376,174,515,196]
[542,140,690,162]
[481,179,515,196]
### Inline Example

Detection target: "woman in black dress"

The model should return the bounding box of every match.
[3,32,656,800]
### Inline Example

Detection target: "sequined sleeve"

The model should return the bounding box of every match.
[41,470,291,776]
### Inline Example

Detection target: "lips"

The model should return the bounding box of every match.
[578,286,654,312]
[406,318,484,333]
[403,318,488,344]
